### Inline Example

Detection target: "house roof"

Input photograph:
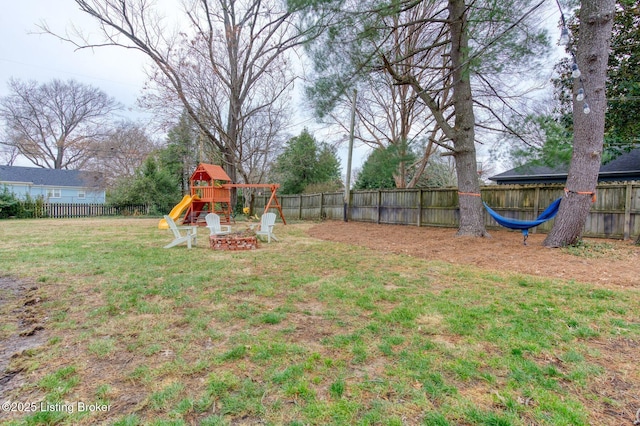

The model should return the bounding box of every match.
[190,163,232,182]
[489,148,640,184]
[0,165,103,188]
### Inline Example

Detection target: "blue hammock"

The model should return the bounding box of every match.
[483,198,562,244]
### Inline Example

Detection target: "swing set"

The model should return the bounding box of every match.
[228,183,287,225]
[159,163,285,229]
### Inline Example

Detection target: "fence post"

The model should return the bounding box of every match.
[298,194,302,220]
[418,189,423,227]
[532,187,540,234]
[377,190,382,224]
[624,182,632,240]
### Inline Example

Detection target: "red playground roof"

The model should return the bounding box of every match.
[190,163,232,182]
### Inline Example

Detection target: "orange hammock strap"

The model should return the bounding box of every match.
[564,188,596,203]
[457,192,482,197]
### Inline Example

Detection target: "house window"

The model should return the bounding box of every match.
[78,190,86,199]
[47,188,61,198]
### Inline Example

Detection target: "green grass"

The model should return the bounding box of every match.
[0,217,638,425]
[561,239,630,259]
[38,365,80,401]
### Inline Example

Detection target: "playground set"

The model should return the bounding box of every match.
[158,163,285,229]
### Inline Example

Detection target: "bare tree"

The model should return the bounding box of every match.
[85,120,158,186]
[236,94,289,183]
[0,78,120,169]
[385,0,551,235]
[43,0,325,189]
[544,0,616,247]
[305,0,549,236]
[0,139,20,166]
[324,2,445,189]
[376,0,487,235]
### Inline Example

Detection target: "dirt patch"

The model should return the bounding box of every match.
[0,276,48,401]
[307,221,640,288]
[583,337,640,425]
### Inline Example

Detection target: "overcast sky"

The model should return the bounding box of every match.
[0,1,150,117]
[0,0,371,172]
[1,1,564,174]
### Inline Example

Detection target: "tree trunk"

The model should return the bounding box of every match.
[544,0,616,247]
[55,145,64,169]
[249,191,256,216]
[448,0,488,237]
[221,146,238,209]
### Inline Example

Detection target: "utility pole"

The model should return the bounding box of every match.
[344,89,357,222]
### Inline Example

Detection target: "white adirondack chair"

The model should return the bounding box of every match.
[163,215,197,249]
[255,212,278,243]
[205,213,232,236]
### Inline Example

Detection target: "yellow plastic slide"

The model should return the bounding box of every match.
[158,194,198,229]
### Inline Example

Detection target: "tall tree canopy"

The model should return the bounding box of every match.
[160,111,206,195]
[300,0,550,236]
[272,129,342,194]
[0,78,120,169]
[509,1,639,167]
[355,144,458,189]
[605,1,640,154]
[355,143,416,190]
[46,0,327,187]
[311,2,445,189]
[107,155,182,214]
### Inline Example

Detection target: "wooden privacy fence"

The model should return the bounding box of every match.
[255,183,640,240]
[18,202,150,219]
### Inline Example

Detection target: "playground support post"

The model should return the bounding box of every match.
[224,183,286,224]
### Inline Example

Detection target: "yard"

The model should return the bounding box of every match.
[0,217,639,425]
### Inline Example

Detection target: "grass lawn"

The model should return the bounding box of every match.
[0,217,639,425]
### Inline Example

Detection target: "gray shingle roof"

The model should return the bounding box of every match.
[490,148,640,184]
[0,165,103,188]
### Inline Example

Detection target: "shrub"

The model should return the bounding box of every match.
[0,189,48,219]
[0,186,24,218]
